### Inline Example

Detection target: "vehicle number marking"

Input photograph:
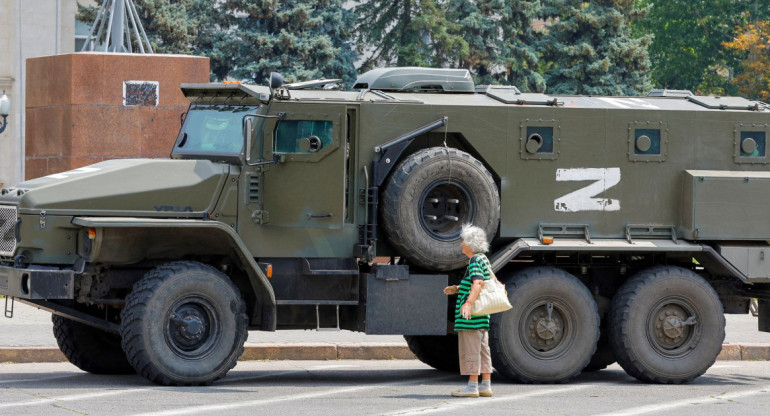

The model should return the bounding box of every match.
[45,167,101,180]
[554,168,621,212]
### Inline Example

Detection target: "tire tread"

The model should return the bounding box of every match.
[120,261,248,386]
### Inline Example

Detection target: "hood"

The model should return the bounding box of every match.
[4,159,229,216]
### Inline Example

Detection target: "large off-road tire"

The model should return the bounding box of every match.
[381,147,500,271]
[608,266,725,384]
[52,315,135,374]
[583,321,615,372]
[120,261,248,386]
[404,334,460,372]
[490,267,599,383]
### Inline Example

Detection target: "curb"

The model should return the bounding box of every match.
[1,343,769,364]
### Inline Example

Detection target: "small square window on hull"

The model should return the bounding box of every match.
[274,120,334,154]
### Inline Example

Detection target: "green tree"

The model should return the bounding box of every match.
[220,0,358,85]
[78,1,358,85]
[500,0,545,91]
[633,0,769,95]
[355,0,468,71]
[449,0,545,92]
[77,0,230,80]
[541,0,652,95]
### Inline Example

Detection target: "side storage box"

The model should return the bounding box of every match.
[717,245,770,283]
[682,170,770,240]
[364,264,447,335]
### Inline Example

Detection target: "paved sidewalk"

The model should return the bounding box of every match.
[1,301,770,363]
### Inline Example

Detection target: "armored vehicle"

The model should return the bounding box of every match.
[2,67,770,385]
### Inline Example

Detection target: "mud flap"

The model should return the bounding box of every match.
[759,299,770,333]
[364,264,447,335]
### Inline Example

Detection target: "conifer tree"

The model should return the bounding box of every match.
[499,0,545,92]
[541,0,651,95]
[79,0,358,85]
[216,0,358,85]
[355,0,468,71]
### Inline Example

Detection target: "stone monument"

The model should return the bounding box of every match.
[25,0,209,179]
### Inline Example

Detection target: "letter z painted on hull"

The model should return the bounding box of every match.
[554,168,621,212]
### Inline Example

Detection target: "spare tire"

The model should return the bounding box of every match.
[382,147,500,271]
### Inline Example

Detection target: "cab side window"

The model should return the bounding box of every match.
[274,120,333,154]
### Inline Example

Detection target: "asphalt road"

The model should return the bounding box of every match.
[2,360,770,416]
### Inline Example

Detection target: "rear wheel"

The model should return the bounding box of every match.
[52,315,134,374]
[120,261,248,386]
[608,266,724,384]
[404,334,459,372]
[583,323,615,372]
[490,267,599,383]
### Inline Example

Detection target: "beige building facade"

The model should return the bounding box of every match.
[0,0,77,188]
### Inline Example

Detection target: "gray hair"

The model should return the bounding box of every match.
[460,224,489,253]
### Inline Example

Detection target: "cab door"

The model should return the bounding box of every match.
[260,103,347,230]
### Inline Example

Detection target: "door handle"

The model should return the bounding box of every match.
[306,213,333,219]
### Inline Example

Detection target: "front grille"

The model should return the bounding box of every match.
[0,205,18,256]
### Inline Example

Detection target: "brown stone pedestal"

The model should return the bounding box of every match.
[25,53,209,179]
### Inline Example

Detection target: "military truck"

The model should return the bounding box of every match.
[2,67,770,386]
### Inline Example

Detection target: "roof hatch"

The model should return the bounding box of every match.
[479,85,562,106]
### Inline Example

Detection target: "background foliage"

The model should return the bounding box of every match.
[78,0,770,99]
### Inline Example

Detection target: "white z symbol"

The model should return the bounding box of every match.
[554,168,621,212]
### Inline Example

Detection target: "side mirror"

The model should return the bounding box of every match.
[244,115,281,166]
[269,72,284,91]
[244,116,255,165]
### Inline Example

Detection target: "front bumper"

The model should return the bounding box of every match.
[0,264,74,299]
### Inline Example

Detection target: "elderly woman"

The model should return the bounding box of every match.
[443,224,492,398]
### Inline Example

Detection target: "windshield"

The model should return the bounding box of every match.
[173,105,258,156]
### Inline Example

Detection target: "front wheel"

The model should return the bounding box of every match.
[52,315,134,374]
[490,267,599,383]
[608,266,725,384]
[120,261,248,386]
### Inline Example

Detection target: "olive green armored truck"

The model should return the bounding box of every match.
[2,67,770,385]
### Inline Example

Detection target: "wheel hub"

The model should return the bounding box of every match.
[419,180,472,240]
[176,315,205,340]
[536,318,560,340]
[166,302,214,353]
[652,304,696,350]
[526,302,565,352]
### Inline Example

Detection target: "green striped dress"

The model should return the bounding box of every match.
[454,253,491,331]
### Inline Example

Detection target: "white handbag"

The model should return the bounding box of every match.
[471,257,512,315]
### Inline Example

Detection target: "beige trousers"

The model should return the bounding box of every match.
[458,329,493,376]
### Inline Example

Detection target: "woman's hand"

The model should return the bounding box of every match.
[461,302,473,319]
[443,285,459,295]
[461,279,485,318]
